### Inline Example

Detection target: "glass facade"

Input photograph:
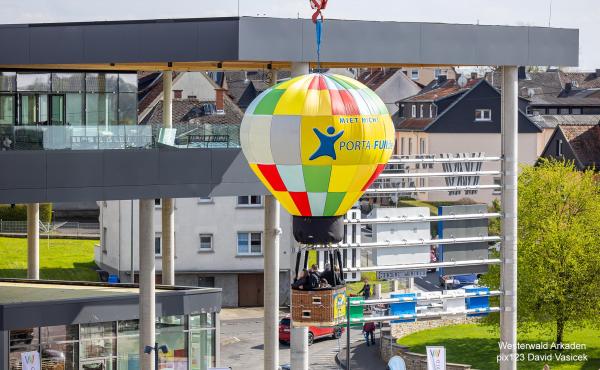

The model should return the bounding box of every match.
[0,71,146,150]
[8,313,216,370]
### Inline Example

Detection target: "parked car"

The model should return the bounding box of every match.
[439,274,479,289]
[278,317,344,345]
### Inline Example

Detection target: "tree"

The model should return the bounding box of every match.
[481,159,600,345]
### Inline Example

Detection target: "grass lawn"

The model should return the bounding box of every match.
[397,199,439,215]
[0,237,99,281]
[397,323,600,370]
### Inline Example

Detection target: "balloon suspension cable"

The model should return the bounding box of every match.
[310,0,327,72]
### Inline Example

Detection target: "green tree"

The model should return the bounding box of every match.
[481,160,600,345]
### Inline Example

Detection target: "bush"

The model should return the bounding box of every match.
[0,204,53,222]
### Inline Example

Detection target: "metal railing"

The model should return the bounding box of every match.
[0,220,100,237]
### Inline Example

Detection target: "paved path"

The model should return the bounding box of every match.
[336,326,388,370]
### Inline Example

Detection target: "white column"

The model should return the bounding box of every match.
[27,203,39,280]
[139,199,156,370]
[500,66,518,370]
[289,61,310,370]
[263,195,281,370]
[264,69,281,370]
[161,70,175,286]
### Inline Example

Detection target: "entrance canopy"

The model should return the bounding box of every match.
[0,16,579,70]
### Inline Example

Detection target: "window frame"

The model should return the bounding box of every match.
[411,105,416,118]
[410,69,419,80]
[237,195,262,207]
[199,233,214,252]
[236,231,263,256]
[475,108,492,122]
[154,234,162,256]
[419,104,423,118]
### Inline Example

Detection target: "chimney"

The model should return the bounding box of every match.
[564,82,572,93]
[215,87,226,114]
[518,66,527,80]
[173,90,182,100]
[470,72,478,80]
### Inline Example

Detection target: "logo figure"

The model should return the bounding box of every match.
[309,126,344,160]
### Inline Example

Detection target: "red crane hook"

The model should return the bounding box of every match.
[310,0,328,24]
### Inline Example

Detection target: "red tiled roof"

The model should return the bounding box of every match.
[396,118,433,131]
[358,68,400,90]
[402,79,473,102]
[138,71,180,118]
[560,71,600,89]
[559,124,600,168]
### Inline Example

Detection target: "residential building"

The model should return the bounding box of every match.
[395,79,543,203]
[400,66,457,86]
[357,68,422,114]
[97,196,294,307]
[540,122,600,170]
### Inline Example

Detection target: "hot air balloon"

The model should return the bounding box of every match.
[240,73,395,244]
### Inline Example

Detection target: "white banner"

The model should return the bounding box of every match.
[21,351,40,370]
[426,346,446,370]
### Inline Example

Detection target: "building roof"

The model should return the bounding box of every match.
[142,97,243,125]
[396,118,434,131]
[138,71,181,119]
[358,68,400,90]
[530,114,600,129]
[401,79,469,103]
[559,124,600,168]
[0,279,221,330]
[560,71,600,89]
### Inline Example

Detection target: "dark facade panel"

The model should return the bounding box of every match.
[0,25,29,64]
[29,25,86,64]
[238,17,303,62]
[84,24,143,63]
[0,148,266,204]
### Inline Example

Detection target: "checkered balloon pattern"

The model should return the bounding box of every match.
[241,73,395,217]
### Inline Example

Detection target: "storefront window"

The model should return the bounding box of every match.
[80,322,117,370]
[157,315,187,370]
[17,73,51,92]
[118,93,137,125]
[189,313,216,370]
[117,320,140,370]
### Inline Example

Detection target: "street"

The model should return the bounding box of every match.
[414,271,443,292]
[219,309,372,369]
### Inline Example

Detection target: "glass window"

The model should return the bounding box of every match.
[86,73,118,93]
[52,73,84,92]
[155,235,162,255]
[86,93,118,126]
[20,95,37,125]
[419,138,426,154]
[0,72,16,92]
[117,320,139,370]
[42,342,79,370]
[410,69,419,80]
[548,108,559,114]
[190,329,214,370]
[17,73,51,91]
[118,93,137,125]
[197,276,215,287]
[0,94,15,124]
[198,197,212,203]
[38,94,48,124]
[237,232,262,255]
[408,138,412,155]
[49,95,65,125]
[156,315,187,370]
[559,108,570,114]
[65,93,84,125]
[41,324,78,342]
[475,109,492,121]
[572,108,582,114]
[237,195,262,206]
[80,322,116,360]
[411,105,416,118]
[118,74,138,93]
[199,234,213,251]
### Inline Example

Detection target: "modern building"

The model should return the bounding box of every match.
[0,279,220,370]
[97,196,294,307]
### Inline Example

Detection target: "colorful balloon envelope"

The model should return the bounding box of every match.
[240,73,395,243]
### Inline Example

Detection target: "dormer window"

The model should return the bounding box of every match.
[411,105,416,118]
[475,109,492,121]
[571,80,578,88]
[419,104,424,118]
[429,105,434,118]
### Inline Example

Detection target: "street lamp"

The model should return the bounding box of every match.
[144,342,169,369]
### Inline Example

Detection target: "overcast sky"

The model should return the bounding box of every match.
[1,0,595,69]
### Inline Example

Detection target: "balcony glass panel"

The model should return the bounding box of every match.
[0,72,16,92]
[0,94,16,124]
[86,93,118,126]
[86,73,118,93]
[118,93,137,125]
[118,73,138,93]
[17,73,51,91]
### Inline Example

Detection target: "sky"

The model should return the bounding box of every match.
[0,0,596,69]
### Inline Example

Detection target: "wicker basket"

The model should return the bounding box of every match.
[291,286,346,327]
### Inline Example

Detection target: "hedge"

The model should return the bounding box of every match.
[0,204,53,222]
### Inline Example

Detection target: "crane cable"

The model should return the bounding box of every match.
[310,0,328,71]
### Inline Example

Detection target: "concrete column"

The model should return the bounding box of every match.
[263,195,281,370]
[289,61,310,370]
[263,68,281,370]
[500,66,518,370]
[161,70,175,286]
[27,203,39,280]
[139,199,156,370]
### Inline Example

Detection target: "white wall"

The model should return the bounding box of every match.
[375,71,422,115]
[424,132,540,203]
[97,196,293,277]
